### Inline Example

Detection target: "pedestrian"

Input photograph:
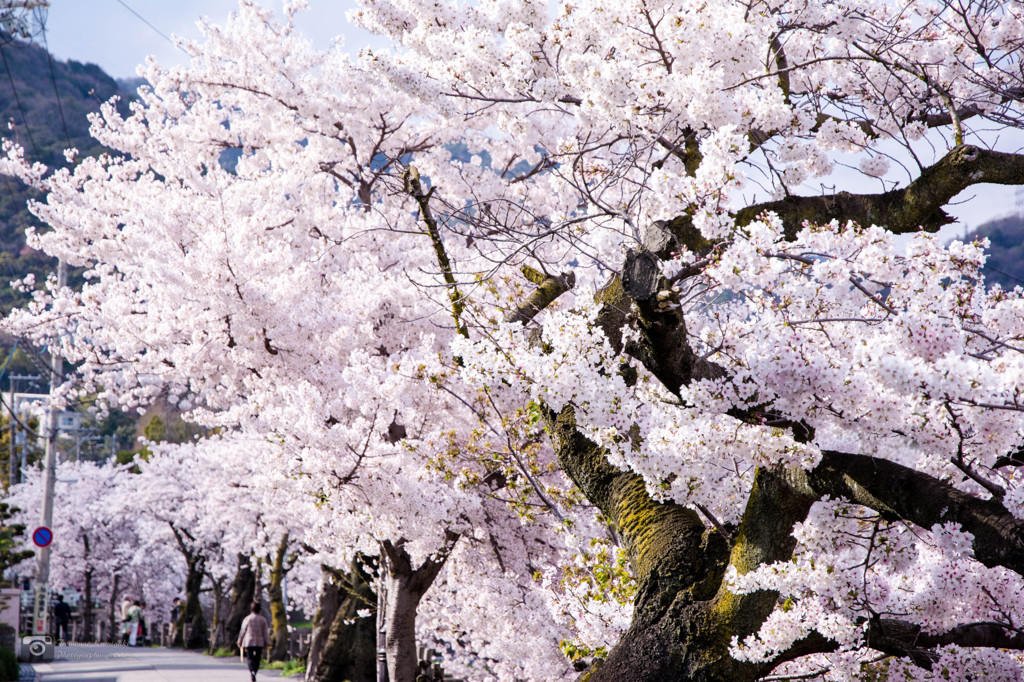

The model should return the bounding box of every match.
[53,594,71,646]
[127,599,143,646]
[169,597,182,645]
[237,602,270,682]
[120,595,132,645]
[139,600,149,646]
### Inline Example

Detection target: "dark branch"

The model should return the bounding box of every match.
[807,450,1024,576]
[736,145,1024,236]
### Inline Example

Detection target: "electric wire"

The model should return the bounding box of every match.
[987,264,1024,288]
[38,14,71,150]
[0,38,39,159]
[115,0,184,53]
[0,339,42,438]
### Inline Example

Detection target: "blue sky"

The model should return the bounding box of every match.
[43,0,383,79]
[29,1,1024,233]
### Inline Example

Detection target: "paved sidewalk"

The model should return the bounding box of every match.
[26,643,294,681]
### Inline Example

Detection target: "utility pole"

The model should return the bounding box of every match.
[0,0,49,39]
[8,373,39,487]
[31,259,63,637]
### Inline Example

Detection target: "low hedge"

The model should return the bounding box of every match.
[0,645,18,682]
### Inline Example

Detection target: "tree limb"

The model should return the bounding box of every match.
[807,450,1024,576]
[506,268,576,325]
[736,145,1024,236]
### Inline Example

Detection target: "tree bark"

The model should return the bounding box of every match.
[179,555,208,649]
[224,553,255,649]
[267,533,290,661]
[807,451,1024,576]
[82,533,94,643]
[307,565,341,682]
[380,536,458,682]
[170,524,208,649]
[735,145,1024,235]
[306,560,377,682]
[207,575,226,653]
[107,573,119,644]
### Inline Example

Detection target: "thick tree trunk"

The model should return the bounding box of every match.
[175,556,207,649]
[267,533,290,661]
[548,402,820,682]
[107,573,119,643]
[82,533,93,643]
[169,524,208,649]
[379,536,458,682]
[306,565,341,682]
[224,553,255,649]
[383,571,419,682]
[306,561,376,682]
[207,576,226,653]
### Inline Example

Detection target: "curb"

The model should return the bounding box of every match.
[18,663,36,681]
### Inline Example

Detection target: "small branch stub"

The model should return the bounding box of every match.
[622,249,661,302]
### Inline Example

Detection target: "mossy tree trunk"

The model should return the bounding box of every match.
[531,182,1024,679]
[306,560,377,682]
[206,574,227,653]
[170,524,208,649]
[267,533,291,661]
[224,553,255,649]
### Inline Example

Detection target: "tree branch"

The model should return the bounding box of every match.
[736,145,1024,236]
[402,165,468,339]
[506,267,576,325]
[807,450,1024,576]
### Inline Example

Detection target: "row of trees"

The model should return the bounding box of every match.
[6,437,316,654]
[1,0,1024,680]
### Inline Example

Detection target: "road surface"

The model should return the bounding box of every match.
[25,643,294,681]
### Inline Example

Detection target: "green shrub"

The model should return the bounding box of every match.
[265,657,305,677]
[0,645,18,682]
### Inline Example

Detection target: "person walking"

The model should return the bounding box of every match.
[169,597,182,645]
[127,599,143,646]
[120,596,132,645]
[237,602,270,682]
[53,595,71,645]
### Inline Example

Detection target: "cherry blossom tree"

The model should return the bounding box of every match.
[3,3,599,679]
[350,0,1024,679]
[4,0,1024,680]
[125,433,321,652]
[8,459,145,642]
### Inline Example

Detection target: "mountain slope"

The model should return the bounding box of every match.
[0,35,134,311]
[963,214,1024,291]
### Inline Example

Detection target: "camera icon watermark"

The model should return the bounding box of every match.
[19,635,54,663]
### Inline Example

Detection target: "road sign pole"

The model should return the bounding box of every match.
[32,260,64,637]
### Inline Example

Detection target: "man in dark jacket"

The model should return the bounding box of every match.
[53,594,72,645]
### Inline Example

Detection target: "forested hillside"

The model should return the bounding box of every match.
[964,214,1024,291]
[0,35,132,312]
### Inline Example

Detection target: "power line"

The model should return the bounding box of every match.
[0,39,39,158]
[38,12,71,150]
[115,0,184,53]
[987,264,1024,288]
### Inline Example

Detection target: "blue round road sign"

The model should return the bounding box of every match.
[32,527,52,548]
